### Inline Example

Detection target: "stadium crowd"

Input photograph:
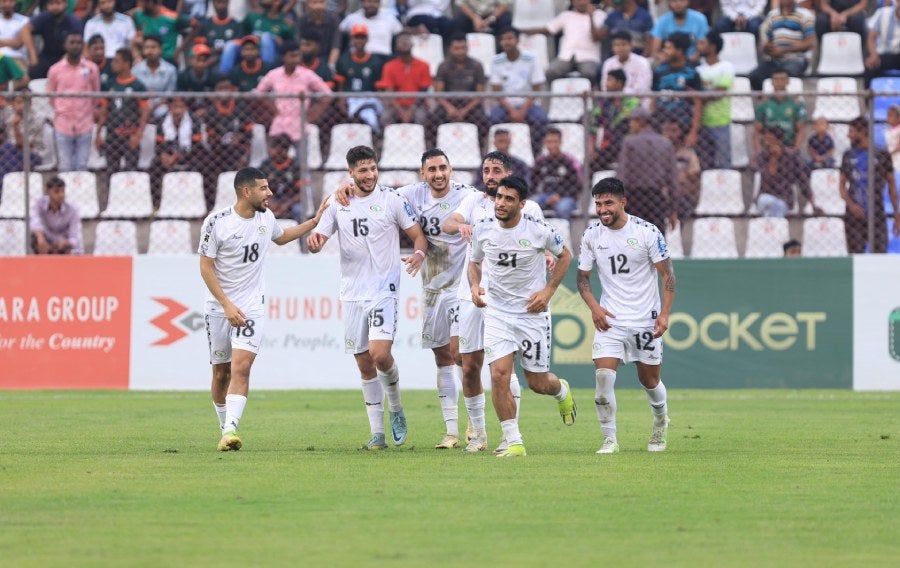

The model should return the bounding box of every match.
[0,0,898,255]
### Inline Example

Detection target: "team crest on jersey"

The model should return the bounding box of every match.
[592,342,602,351]
[439,202,451,210]
[214,350,227,360]
[258,226,267,233]
[518,239,531,247]
[422,333,433,341]
[484,346,492,355]
[459,337,468,346]
[626,238,639,249]
[346,339,355,348]
[370,204,383,213]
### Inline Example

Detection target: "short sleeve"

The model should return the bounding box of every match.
[544,224,565,257]
[453,192,478,222]
[198,216,219,257]
[646,225,669,264]
[270,216,285,241]
[470,226,485,262]
[393,195,418,231]
[577,230,595,272]
[545,13,565,35]
[315,201,338,239]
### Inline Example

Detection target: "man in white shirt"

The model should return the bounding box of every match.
[600,30,653,96]
[469,175,576,457]
[331,0,403,65]
[521,0,606,86]
[132,34,177,121]
[576,177,676,455]
[308,145,429,451]
[83,0,135,59]
[0,0,35,68]
[199,167,326,452]
[443,151,546,454]
[489,27,548,156]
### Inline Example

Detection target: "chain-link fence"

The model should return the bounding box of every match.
[1,87,897,257]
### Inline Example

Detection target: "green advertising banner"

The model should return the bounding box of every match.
[547,258,854,389]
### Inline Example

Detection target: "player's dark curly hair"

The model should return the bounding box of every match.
[498,175,528,199]
[592,177,626,198]
[346,145,377,168]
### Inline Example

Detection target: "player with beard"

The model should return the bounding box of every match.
[308,146,429,451]
[576,177,675,455]
[199,167,328,452]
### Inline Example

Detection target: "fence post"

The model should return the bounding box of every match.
[866,89,875,254]
[581,89,593,234]
[22,90,32,255]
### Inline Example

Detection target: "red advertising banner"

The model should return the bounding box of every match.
[0,257,132,389]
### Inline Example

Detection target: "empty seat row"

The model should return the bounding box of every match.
[721,31,865,77]
[682,216,848,258]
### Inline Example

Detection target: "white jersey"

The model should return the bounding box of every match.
[199,206,284,316]
[0,14,29,60]
[455,192,544,301]
[397,180,479,292]
[470,213,565,316]
[315,187,418,301]
[83,13,137,58]
[578,214,669,327]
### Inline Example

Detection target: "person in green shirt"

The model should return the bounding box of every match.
[191,0,243,72]
[0,52,27,90]
[696,31,734,169]
[240,0,296,66]
[753,68,807,157]
[334,24,385,136]
[228,36,270,92]
[131,0,191,63]
[95,47,150,172]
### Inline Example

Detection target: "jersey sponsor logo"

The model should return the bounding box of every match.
[230,234,242,240]
[150,298,204,346]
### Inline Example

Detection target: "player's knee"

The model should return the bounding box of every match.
[595,367,616,392]
[371,352,394,372]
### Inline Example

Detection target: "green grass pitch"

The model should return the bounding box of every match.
[1,389,898,567]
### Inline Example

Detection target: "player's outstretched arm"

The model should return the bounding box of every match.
[400,223,428,276]
[273,195,331,246]
[653,257,676,338]
[199,255,246,327]
[442,212,470,240]
[527,246,572,313]
[576,268,615,331]
[468,260,486,308]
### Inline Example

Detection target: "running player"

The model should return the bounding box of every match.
[307,145,429,450]
[200,166,327,451]
[469,175,576,458]
[576,177,675,454]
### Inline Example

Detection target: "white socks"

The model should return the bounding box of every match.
[595,368,618,440]
[645,381,668,425]
[464,393,486,431]
[510,373,521,418]
[499,419,522,446]
[377,364,402,413]
[223,394,246,434]
[214,402,226,432]
[553,377,569,402]
[361,377,385,434]
[437,365,459,437]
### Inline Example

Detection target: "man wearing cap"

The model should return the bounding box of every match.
[178,42,220,93]
[47,31,100,172]
[331,0,402,67]
[243,0,295,66]
[29,176,83,255]
[334,23,386,136]
[228,35,270,92]
[616,106,678,233]
[193,0,243,73]
[255,38,332,159]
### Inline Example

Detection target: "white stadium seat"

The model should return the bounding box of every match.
[324,124,374,169]
[763,76,803,94]
[437,122,482,170]
[549,122,586,165]
[802,217,848,257]
[720,32,758,75]
[808,169,845,216]
[157,171,207,218]
[689,217,738,258]
[744,217,790,258]
[519,33,549,71]
[488,123,534,166]
[102,172,153,218]
[830,123,850,161]
[378,170,420,189]
[148,220,194,254]
[137,124,156,169]
[730,123,750,169]
[57,171,100,218]
[0,220,26,256]
[321,171,352,202]
[93,220,138,255]
[411,33,444,76]
[380,124,426,170]
[547,78,591,123]
[213,171,237,212]
[666,220,685,259]
[695,169,745,215]
[249,123,268,167]
[452,170,475,185]
[270,219,300,255]
[466,33,496,75]
[812,77,861,121]
[305,124,323,170]
[544,218,572,251]
[512,0,557,30]
[817,32,865,76]
[730,76,754,122]
[0,172,42,218]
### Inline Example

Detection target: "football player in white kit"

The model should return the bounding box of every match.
[307,146,429,451]
[199,167,327,452]
[442,151,547,453]
[576,177,676,454]
[469,176,577,457]
[396,149,480,450]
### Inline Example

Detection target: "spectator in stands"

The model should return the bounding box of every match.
[29,176,82,255]
[183,0,210,20]
[300,29,335,88]
[428,33,487,147]
[87,34,113,85]
[522,0,606,87]
[132,0,191,64]
[815,0,867,47]
[229,36,269,92]
[178,42,219,95]
[256,39,332,158]
[747,0,815,91]
[715,0,766,37]
[600,30,652,96]
[807,117,835,169]
[298,0,340,59]
[864,1,900,88]
[753,68,807,156]
[783,239,802,256]
[652,32,702,150]
[600,0,654,56]
[617,106,678,233]
[334,23,387,136]
[260,132,305,222]
[590,69,639,170]
[531,127,583,220]
[83,0,135,61]
[473,129,530,189]
[0,50,26,89]
[378,31,431,126]
[47,32,100,173]
[331,0,403,67]
[401,0,454,38]
[133,34,177,122]
[696,31,734,170]
[755,125,820,217]
[241,0,296,66]
[193,0,243,73]
[0,112,40,186]
[26,0,82,79]
[840,117,900,253]
[95,47,150,172]
[454,0,512,37]
[489,27,548,156]
[0,0,36,70]
[149,96,203,209]
[647,0,709,65]
[662,119,701,219]
[202,77,253,207]
[887,104,900,173]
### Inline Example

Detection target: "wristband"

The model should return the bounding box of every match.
[414,249,426,259]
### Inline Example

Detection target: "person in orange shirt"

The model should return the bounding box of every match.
[377,31,431,126]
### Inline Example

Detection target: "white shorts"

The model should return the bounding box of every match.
[205,313,265,364]
[421,289,459,349]
[457,298,484,354]
[343,296,399,354]
[484,312,551,372]
[592,324,663,365]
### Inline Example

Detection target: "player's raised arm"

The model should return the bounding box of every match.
[652,257,676,338]
[273,195,331,246]
[442,211,470,238]
[400,222,428,276]
[199,255,246,327]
